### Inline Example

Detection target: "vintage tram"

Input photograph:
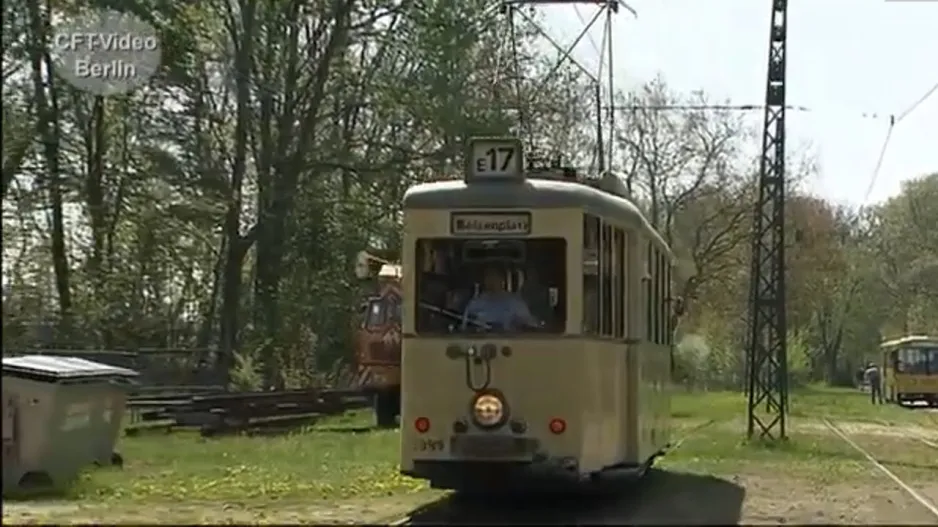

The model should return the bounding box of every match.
[398,137,674,492]
[880,335,938,407]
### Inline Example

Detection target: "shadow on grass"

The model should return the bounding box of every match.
[313,424,387,434]
[401,469,745,525]
[3,470,83,501]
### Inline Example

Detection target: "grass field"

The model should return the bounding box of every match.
[4,386,936,524]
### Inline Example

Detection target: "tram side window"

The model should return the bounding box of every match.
[661,256,669,345]
[415,238,567,334]
[582,215,625,338]
[613,228,626,339]
[912,348,929,374]
[666,260,673,345]
[656,251,663,344]
[583,215,601,334]
[653,251,660,344]
[645,244,669,345]
[661,253,670,345]
[645,243,653,343]
[928,348,938,374]
[600,223,613,335]
[914,349,925,373]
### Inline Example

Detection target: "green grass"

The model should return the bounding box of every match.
[69,411,425,503]
[672,384,934,426]
[665,385,936,484]
[660,425,870,480]
[4,385,934,524]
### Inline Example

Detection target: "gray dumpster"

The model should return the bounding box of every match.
[2,355,138,495]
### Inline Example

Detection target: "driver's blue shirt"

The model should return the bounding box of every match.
[461,292,536,330]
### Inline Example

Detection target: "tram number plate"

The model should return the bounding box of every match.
[450,435,530,458]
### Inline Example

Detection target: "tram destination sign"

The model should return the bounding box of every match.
[450,212,531,236]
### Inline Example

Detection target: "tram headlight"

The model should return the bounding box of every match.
[471,393,506,428]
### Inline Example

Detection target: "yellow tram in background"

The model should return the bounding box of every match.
[398,137,674,493]
[881,335,938,407]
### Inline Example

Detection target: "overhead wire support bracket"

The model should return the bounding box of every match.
[745,0,790,442]
[496,0,630,173]
[502,0,619,12]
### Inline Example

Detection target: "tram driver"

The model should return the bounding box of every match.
[461,265,539,331]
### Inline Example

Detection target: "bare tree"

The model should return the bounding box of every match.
[613,77,752,324]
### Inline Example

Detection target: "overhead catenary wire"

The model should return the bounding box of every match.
[525,6,606,91]
[894,81,938,124]
[603,103,892,116]
[862,121,895,204]
[862,81,937,203]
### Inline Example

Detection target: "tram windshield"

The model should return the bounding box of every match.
[414,238,566,334]
[894,347,938,375]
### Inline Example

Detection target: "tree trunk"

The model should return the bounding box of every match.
[26,0,71,333]
[217,0,258,383]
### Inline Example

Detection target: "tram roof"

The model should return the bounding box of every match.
[403,177,671,253]
[880,335,938,348]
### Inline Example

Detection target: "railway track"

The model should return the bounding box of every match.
[391,420,732,525]
[872,418,938,450]
[823,418,938,521]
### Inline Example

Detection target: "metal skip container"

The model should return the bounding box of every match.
[2,355,138,495]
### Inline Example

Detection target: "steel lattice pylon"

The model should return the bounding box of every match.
[746,0,790,441]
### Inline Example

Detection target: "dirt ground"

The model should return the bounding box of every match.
[732,473,936,525]
[2,494,440,525]
[6,469,935,526]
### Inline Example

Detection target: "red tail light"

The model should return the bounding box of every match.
[415,417,431,433]
[549,418,566,434]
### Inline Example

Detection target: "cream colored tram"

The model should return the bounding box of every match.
[399,137,674,492]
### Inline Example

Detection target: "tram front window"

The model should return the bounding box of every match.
[415,238,566,334]
[897,347,931,375]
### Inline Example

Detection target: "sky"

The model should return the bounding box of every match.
[540,0,937,207]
